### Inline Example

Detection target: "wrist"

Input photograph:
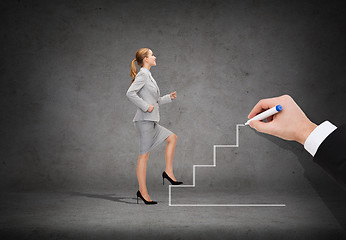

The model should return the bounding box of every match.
[297,120,317,145]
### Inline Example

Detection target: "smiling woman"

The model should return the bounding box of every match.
[126,48,182,205]
[130,48,155,84]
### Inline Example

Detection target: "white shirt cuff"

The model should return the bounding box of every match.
[304,121,337,157]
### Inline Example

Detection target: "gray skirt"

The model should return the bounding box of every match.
[134,120,173,155]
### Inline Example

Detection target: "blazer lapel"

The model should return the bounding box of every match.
[149,74,160,95]
[139,68,160,95]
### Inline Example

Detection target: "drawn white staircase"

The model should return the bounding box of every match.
[168,124,286,207]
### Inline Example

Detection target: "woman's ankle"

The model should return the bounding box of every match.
[139,188,148,194]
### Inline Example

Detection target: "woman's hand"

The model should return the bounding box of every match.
[147,104,154,113]
[170,91,177,100]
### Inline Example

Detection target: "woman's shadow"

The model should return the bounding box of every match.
[66,192,138,205]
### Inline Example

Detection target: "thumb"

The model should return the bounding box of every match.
[249,120,272,135]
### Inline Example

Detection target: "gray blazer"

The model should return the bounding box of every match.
[126,68,172,122]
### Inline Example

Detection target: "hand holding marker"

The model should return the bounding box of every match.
[245,95,345,190]
[246,95,317,145]
[245,105,283,126]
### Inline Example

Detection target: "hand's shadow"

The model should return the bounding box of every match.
[66,191,138,204]
[251,128,346,229]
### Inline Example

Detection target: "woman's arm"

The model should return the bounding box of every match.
[158,91,176,106]
[126,73,150,112]
[158,94,172,106]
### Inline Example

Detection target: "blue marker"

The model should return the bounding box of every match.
[245,105,283,125]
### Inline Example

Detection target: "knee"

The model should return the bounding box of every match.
[139,152,149,161]
[169,133,178,142]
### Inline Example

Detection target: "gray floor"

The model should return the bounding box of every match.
[1,187,345,239]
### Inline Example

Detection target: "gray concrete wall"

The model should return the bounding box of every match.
[1,0,346,198]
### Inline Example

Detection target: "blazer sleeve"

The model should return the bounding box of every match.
[313,124,346,190]
[158,93,172,106]
[126,73,150,112]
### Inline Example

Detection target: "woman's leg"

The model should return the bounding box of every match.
[137,152,152,201]
[164,133,178,181]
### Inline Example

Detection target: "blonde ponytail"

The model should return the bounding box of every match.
[130,48,150,84]
[130,58,137,84]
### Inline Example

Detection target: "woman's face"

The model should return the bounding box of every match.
[145,50,157,67]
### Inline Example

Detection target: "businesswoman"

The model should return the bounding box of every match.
[126,48,183,205]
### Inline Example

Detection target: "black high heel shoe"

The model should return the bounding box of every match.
[162,171,183,185]
[136,190,157,205]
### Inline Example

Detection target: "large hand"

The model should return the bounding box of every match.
[247,95,317,145]
[170,91,177,100]
[147,104,154,113]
